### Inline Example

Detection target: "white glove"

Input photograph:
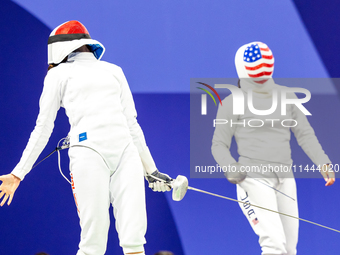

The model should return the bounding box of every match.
[224,163,247,184]
[146,170,172,192]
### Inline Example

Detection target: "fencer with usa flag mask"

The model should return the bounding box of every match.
[211,42,335,255]
[0,20,172,255]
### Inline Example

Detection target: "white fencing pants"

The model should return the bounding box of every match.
[69,143,147,255]
[237,172,298,255]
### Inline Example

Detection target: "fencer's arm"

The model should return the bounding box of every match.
[291,94,335,185]
[11,70,61,181]
[116,67,155,173]
[211,96,238,167]
[291,101,331,166]
[117,68,172,191]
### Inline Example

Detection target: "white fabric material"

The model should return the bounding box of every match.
[237,166,298,255]
[211,86,331,171]
[70,145,146,255]
[12,52,155,180]
[48,38,105,64]
[239,78,275,95]
[139,147,158,175]
[11,52,152,253]
[211,42,331,254]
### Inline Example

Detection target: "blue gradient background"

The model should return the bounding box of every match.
[0,0,339,254]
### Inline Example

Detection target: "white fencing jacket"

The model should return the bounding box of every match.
[212,81,331,169]
[12,52,156,180]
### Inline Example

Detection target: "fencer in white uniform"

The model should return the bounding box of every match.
[0,21,171,255]
[212,42,335,255]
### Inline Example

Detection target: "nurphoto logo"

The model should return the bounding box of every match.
[197,82,312,128]
[198,83,311,116]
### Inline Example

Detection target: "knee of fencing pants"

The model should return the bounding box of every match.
[69,147,111,255]
[236,179,288,255]
[277,179,298,255]
[110,143,147,250]
[258,217,287,255]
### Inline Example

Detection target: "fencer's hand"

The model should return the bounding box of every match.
[320,164,335,186]
[224,163,247,184]
[0,174,21,206]
[146,170,173,192]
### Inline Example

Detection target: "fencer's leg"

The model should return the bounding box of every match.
[69,147,111,255]
[237,177,287,255]
[109,143,147,254]
[276,178,299,255]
